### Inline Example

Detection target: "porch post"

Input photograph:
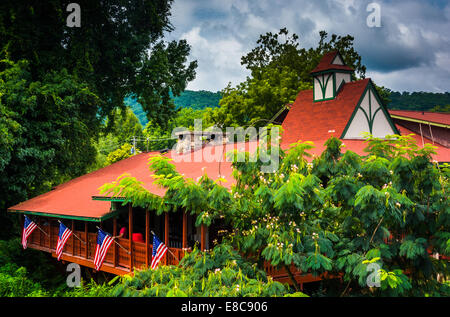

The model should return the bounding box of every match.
[38,217,42,247]
[49,219,54,252]
[113,217,117,267]
[165,213,169,264]
[145,208,150,267]
[128,203,133,271]
[84,222,88,259]
[182,211,188,249]
[71,220,75,255]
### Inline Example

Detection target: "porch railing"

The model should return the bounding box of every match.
[27,223,186,271]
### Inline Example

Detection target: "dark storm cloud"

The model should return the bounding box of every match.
[169,0,450,92]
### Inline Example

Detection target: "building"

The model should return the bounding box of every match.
[7,51,449,281]
[280,51,449,162]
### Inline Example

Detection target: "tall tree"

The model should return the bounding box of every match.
[0,0,197,127]
[0,0,196,236]
[213,29,365,128]
[241,28,366,82]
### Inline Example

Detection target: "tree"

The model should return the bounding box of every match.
[241,29,366,82]
[212,29,366,128]
[0,59,100,236]
[212,67,312,128]
[143,107,215,152]
[109,108,144,147]
[99,133,449,296]
[0,1,197,235]
[106,143,135,165]
[110,244,293,297]
[0,0,197,127]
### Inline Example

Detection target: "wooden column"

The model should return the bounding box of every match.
[201,224,206,251]
[145,208,150,268]
[38,217,42,247]
[128,204,133,271]
[182,211,188,249]
[49,219,54,252]
[84,222,88,259]
[165,213,169,264]
[113,217,117,267]
[71,220,75,255]
[165,213,169,246]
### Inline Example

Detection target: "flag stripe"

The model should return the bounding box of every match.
[151,247,167,269]
[56,226,72,260]
[22,217,38,249]
[93,229,114,271]
[150,235,168,269]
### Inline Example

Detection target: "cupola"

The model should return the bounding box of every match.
[310,51,354,102]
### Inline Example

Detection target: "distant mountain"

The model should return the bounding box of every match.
[173,90,222,110]
[127,89,450,128]
[388,91,450,112]
[125,90,222,127]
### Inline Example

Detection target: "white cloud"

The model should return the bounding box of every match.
[168,0,450,93]
[180,27,250,91]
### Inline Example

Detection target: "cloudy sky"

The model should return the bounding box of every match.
[165,0,450,93]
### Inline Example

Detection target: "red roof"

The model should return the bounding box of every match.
[281,79,371,146]
[7,142,260,220]
[281,125,449,163]
[389,110,450,126]
[310,51,354,74]
[280,79,449,162]
[8,56,450,220]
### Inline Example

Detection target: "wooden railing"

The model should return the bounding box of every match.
[26,221,330,284]
[27,223,188,274]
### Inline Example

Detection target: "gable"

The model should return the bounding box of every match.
[310,51,354,74]
[341,83,398,139]
[281,79,371,146]
[332,53,344,65]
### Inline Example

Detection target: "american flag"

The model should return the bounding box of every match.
[151,234,168,270]
[56,222,72,261]
[93,228,114,271]
[22,216,37,249]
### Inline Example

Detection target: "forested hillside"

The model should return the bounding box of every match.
[387,91,450,112]
[126,90,221,127]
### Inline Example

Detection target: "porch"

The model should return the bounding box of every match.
[23,203,206,275]
[21,203,330,287]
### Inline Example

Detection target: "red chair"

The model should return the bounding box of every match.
[132,233,144,243]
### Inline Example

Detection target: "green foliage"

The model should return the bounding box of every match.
[106,143,136,165]
[211,28,365,128]
[0,0,197,128]
[212,67,312,127]
[101,132,449,297]
[0,238,71,296]
[142,107,215,152]
[108,108,144,146]
[62,280,113,297]
[126,90,221,127]
[241,28,366,81]
[388,91,450,112]
[111,244,293,297]
[429,105,450,113]
[89,107,144,170]
[0,59,100,231]
[0,265,48,297]
[0,0,197,239]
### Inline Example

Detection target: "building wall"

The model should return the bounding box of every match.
[332,54,344,65]
[343,87,396,139]
[314,74,334,101]
[335,72,351,90]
